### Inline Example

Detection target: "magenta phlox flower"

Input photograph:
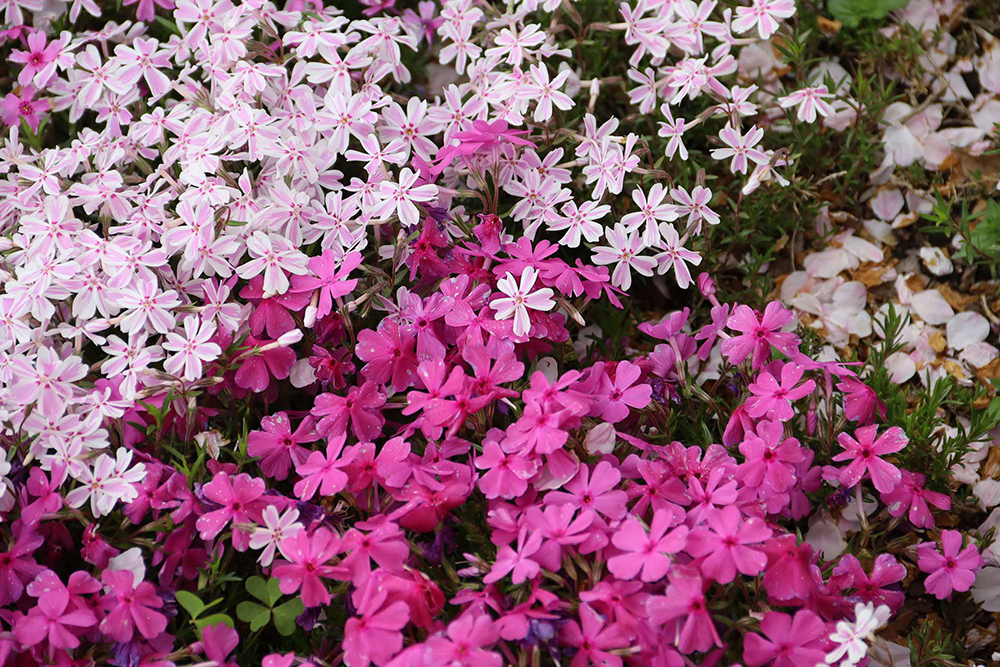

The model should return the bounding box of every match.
[247,412,319,481]
[484,527,543,585]
[343,581,411,667]
[917,530,981,600]
[99,569,167,642]
[837,376,887,425]
[608,509,688,582]
[646,566,721,654]
[293,434,358,501]
[241,275,311,339]
[545,461,628,521]
[341,521,411,585]
[426,614,502,667]
[234,336,297,393]
[196,472,267,549]
[593,361,652,423]
[560,604,628,667]
[761,535,820,601]
[198,623,240,667]
[312,381,387,442]
[13,570,97,650]
[744,363,815,422]
[833,554,906,611]
[832,425,908,493]
[686,506,771,583]
[721,302,799,368]
[737,419,805,493]
[356,319,419,391]
[273,528,343,608]
[742,610,827,667]
[882,470,951,529]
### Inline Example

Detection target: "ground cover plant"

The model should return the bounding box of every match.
[0,0,999,666]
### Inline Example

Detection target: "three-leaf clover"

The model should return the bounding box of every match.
[236,576,305,636]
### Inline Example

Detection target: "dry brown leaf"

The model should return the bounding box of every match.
[929,331,947,353]
[817,16,841,35]
[855,265,892,287]
[905,274,925,293]
[937,283,975,311]
[942,359,968,381]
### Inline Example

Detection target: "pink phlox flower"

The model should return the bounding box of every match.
[475,438,539,500]
[711,124,768,175]
[293,434,358,501]
[343,580,411,667]
[721,302,799,369]
[579,579,647,642]
[10,31,67,88]
[545,461,628,521]
[917,529,981,600]
[608,509,688,582]
[684,466,738,525]
[233,336,297,394]
[732,0,795,39]
[742,610,827,667]
[501,402,571,457]
[434,119,536,172]
[399,291,453,358]
[737,419,805,493]
[123,0,174,22]
[473,213,505,255]
[882,470,951,529]
[247,412,319,481]
[594,360,652,423]
[162,314,222,382]
[13,570,97,650]
[832,425,908,494]
[779,86,834,123]
[744,363,815,422]
[837,376,887,426]
[99,569,167,642]
[628,457,691,517]
[560,604,628,667]
[356,320,419,392]
[669,184,720,231]
[273,527,343,608]
[341,521,411,586]
[646,566,722,654]
[686,506,772,584]
[526,505,596,570]
[197,623,240,667]
[312,381,387,442]
[241,275,312,339]
[833,554,906,611]
[195,472,267,550]
[761,535,820,601]
[693,304,730,361]
[638,307,689,341]
[483,527,543,585]
[0,85,49,131]
[463,342,524,400]
[653,222,702,289]
[426,613,502,667]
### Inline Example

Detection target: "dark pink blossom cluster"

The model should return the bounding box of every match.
[0,0,994,666]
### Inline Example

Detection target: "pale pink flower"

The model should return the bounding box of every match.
[489,267,556,338]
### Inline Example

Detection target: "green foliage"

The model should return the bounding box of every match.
[235,577,305,636]
[175,590,236,637]
[920,195,1000,278]
[828,0,909,27]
